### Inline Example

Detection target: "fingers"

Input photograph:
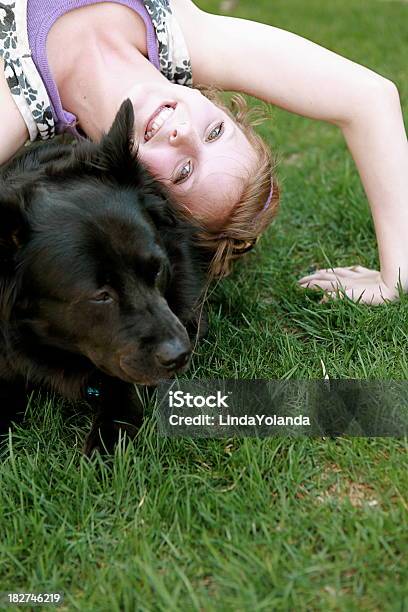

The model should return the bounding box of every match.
[299,266,378,284]
[298,275,375,294]
[297,265,397,304]
[323,288,386,305]
[323,287,366,301]
[298,277,343,291]
[300,278,390,305]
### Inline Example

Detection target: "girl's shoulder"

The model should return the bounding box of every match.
[170,0,255,91]
[171,0,227,85]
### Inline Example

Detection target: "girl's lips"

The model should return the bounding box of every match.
[144,102,177,141]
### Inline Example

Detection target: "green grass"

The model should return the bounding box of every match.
[1,0,408,610]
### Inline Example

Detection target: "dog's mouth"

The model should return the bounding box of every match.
[87,353,191,386]
[119,355,191,386]
[144,103,176,142]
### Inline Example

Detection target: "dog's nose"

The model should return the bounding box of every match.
[155,339,191,370]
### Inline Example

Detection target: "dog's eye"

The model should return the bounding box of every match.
[155,264,168,289]
[90,289,114,304]
[155,266,164,283]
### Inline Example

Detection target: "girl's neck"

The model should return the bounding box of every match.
[46,2,166,139]
[59,41,167,140]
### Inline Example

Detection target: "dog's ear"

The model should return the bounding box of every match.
[96,99,145,183]
[0,185,31,320]
[104,98,135,153]
[0,185,31,263]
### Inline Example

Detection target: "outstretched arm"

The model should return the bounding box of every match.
[174,1,408,304]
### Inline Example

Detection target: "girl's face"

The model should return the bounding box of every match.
[128,83,256,228]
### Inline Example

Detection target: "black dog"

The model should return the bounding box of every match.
[0,100,207,454]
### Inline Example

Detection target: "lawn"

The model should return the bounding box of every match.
[1,0,407,610]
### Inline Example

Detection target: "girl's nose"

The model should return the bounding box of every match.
[169,122,192,146]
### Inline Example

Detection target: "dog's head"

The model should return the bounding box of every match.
[0,101,205,387]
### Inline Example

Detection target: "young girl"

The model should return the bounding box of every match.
[0,0,407,304]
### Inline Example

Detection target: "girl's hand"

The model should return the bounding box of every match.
[298,265,398,305]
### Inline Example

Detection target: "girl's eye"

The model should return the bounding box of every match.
[175,160,192,184]
[207,122,224,142]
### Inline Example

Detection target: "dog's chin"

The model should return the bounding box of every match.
[119,360,191,386]
[87,361,177,386]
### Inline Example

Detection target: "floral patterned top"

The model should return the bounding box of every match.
[0,0,193,141]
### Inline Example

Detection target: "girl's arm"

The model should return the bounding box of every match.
[173,1,408,304]
[0,59,29,165]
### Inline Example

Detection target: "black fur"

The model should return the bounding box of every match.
[0,100,207,454]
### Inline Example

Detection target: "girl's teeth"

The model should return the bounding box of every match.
[145,106,174,141]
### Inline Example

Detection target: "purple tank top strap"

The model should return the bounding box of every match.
[26,0,160,135]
